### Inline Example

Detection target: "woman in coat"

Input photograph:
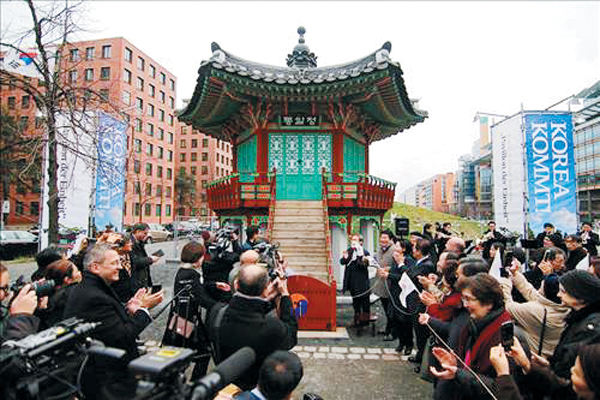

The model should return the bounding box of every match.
[340,233,371,326]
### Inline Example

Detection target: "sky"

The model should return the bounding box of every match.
[2,1,599,195]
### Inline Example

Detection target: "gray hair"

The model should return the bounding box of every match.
[83,243,115,270]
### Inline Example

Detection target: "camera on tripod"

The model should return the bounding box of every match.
[253,242,285,281]
[208,227,238,259]
[9,276,55,297]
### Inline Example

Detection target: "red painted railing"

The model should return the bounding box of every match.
[325,173,396,210]
[206,172,274,211]
[321,171,336,286]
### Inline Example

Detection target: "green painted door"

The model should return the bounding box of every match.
[237,136,257,182]
[343,136,365,182]
[269,133,331,200]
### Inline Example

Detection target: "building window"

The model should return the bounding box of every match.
[159,109,165,122]
[145,182,152,196]
[202,138,209,148]
[150,64,156,78]
[133,160,141,174]
[180,139,186,149]
[137,56,145,71]
[101,45,112,59]
[155,204,161,217]
[169,96,175,109]
[99,89,109,102]
[146,143,153,156]
[166,187,172,198]
[21,95,30,109]
[160,72,166,85]
[144,203,151,216]
[29,202,39,216]
[157,165,163,177]
[146,162,152,176]
[147,103,154,117]
[179,167,186,175]
[124,68,132,84]
[168,132,173,144]
[181,127,188,135]
[8,96,16,109]
[135,118,142,132]
[122,90,131,106]
[191,153,197,161]
[125,47,132,63]
[134,203,140,216]
[168,150,173,162]
[168,114,174,126]
[16,201,24,216]
[201,166,208,175]
[147,122,154,136]
[149,84,155,97]
[166,168,172,180]
[202,152,208,161]
[84,68,93,81]
[68,70,77,83]
[166,204,171,216]
[169,79,175,91]
[191,166,197,175]
[137,77,144,91]
[86,47,95,60]
[70,48,79,62]
[136,97,143,113]
[158,128,164,140]
[100,67,110,80]
[160,91,165,103]
[158,147,164,159]
[191,139,198,148]
[180,153,186,162]
[134,139,142,153]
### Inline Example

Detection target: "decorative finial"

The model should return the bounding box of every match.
[298,26,306,44]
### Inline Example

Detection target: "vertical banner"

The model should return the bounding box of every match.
[524,112,577,235]
[94,113,127,233]
[491,114,526,234]
[40,112,95,249]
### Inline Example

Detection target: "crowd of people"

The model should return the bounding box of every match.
[1,218,600,400]
[340,220,600,400]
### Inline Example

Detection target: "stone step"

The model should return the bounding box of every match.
[273,215,325,223]
[271,230,327,239]
[272,239,327,249]
[274,208,323,217]
[276,201,323,209]
[285,254,329,263]
[273,224,326,233]
[288,260,328,269]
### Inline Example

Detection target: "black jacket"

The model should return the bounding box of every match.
[207,293,298,390]
[565,246,588,271]
[130,238,153,290]
[341,247,370,296]
[580,230,600,257]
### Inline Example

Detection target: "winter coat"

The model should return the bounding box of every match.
[341,247,370,296]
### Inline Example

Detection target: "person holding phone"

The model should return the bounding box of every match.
[129,222,163,291]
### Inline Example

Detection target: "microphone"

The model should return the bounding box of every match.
[190,347,256,400]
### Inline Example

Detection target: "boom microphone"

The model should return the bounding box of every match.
[190,347,256,400]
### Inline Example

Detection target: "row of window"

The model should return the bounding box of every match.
[69,45,112,61]
[177,207,210,217]
[126,96,174,125]
[123,47,175,90]
[133,120,174,142]
[6,95,31,109]
[124,202,172,217]
[130,181,173,198]
[123,72,175,109]
[179,166,231,179]
[132,160,173,179]
[14,201,39,216]
[180,127,232,153]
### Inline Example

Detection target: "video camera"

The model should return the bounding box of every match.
[0,318,101,400]
[10,276,55,298]
[253,241,285,280]
[207,227,238,259]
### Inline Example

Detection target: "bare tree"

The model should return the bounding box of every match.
[0,0,125,243]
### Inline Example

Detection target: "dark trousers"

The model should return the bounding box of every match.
[413,321,430,361]
[351,294,370,315]
[394,318,413,348]
[380,297,393,335]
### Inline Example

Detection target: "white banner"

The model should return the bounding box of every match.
[491,114,526,235]
[40,112,96,249]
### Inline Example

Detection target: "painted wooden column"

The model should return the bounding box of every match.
[232,142,238,173]
[332,129,344,183]
[255,127,269,183]
[364,144,370,175]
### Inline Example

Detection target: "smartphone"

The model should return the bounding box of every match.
[151,284,162,294]
[152,249,165,257]
[500,321,514,351]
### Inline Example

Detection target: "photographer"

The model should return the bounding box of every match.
[203,228,241,303]
[481,221,507,261]
[0,263,41,343]
[38,259,82,329]
[207,263,298,391]
[129,222,163,291]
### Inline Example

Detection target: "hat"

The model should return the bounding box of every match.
[578,344,600,397]
[559,270,600,304]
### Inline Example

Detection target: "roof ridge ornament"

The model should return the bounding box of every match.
[286,26,318,69]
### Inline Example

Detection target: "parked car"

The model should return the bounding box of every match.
[0,230,38,260]
[146,223,173,243]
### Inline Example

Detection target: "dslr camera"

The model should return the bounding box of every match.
[10,276,55,298]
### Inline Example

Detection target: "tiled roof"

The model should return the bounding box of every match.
[204,41,396,85]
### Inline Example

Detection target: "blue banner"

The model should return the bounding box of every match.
[94,113,127,232]
[524,112,577,235]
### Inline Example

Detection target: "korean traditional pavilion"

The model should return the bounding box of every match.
[179,27,426,330]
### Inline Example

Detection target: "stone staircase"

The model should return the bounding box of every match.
[270,200,331,283]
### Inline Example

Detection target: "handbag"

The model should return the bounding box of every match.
[168,313,196,339]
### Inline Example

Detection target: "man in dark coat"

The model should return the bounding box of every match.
[129,222,161,291]
[580,222,599,257]
[207,263,298,391]
[63,243,163,400]
[481,221,507,261]
[564,234,589,271]
[341,233,371,325]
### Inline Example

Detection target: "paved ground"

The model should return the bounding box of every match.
[4,241,434,399]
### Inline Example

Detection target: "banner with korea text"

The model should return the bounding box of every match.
[491,114,526,235]
[94,113,127,233]
[524,112,577,235]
